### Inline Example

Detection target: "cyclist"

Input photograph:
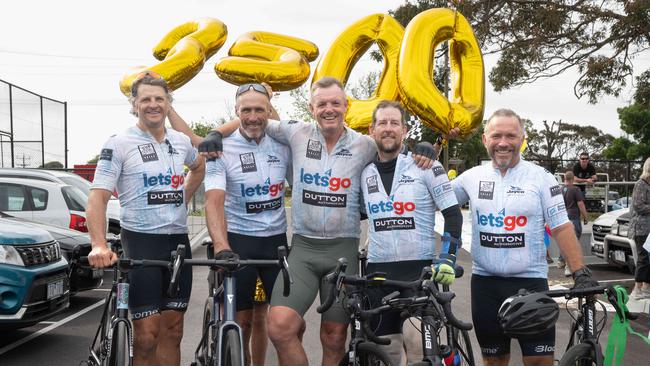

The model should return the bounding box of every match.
[449,109,598,366]
[202,83,291,366]
[86,72,205,366]
[361,100,463,365]
[190,77,436,366]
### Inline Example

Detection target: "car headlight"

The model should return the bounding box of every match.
[618,224,629,238]
[610,221,619,236]
[0,245,25,266]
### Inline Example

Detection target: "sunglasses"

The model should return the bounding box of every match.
[236,83,269,98]
[580,158,589,160]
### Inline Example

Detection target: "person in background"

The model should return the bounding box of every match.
[629,157,650,300]
[557,171,589,276]
[572,152,597,194]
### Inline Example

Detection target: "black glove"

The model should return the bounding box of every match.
[198,131,223,154]
[214,249,239,261]
[571,267,599,290]
[412,141,436,159]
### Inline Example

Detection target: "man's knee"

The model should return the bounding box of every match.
[523,355,555,366]
[133,317,161,352]
[267,306,303,343]
[159,311,185,343]
[320,321,347,351]
[236,310,254,334]
[483,354,510,366]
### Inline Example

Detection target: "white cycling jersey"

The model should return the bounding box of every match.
[266,119,377,238]
[361,153,458,262]
[451,160,569,278]
[204,129,291,236]
[92,127,198,234]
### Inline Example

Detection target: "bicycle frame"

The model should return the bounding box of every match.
[567,295,604,365]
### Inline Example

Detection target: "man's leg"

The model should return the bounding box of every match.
[267,306,308,366]
[251,303,269,366]
[320,320,348,366]
[132,315,162,366]
[471,275,512,366]
[235,309,255,365]
[155,310,185,366]
[523,355,554,366]
[483,355,510,366]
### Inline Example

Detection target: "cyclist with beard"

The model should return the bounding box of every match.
[450,109,597,366]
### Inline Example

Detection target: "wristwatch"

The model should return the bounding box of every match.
[572,266,592,280]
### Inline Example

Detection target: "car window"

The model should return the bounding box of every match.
[27,186,48,210]
[0,183,28,211]
[59,175,91,196]
[62,186,87,211]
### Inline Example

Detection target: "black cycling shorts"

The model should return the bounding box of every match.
[471,274,555,357]
[228,232,287,312]
[120,229,192,320]
[365,260,431,336]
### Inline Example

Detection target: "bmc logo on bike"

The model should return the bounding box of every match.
[476,209,527,231]
[300,168,351,191]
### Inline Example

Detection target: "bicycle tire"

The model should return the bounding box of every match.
[452,328,476,366]
[197,299,214,365]
[558,343,597,366]
[339,341,394,366]
[108,321,130,366]
[91,291,117,366]
[222,328,242,366]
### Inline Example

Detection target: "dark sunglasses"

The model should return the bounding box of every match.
[236,83,269,98]
[580,157,589,160]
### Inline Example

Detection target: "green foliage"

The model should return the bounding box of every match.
[386,0,650,103]
[289,85,314,122]
[40,161,63,169]
[87,154,99,164]
[190,120,218,138]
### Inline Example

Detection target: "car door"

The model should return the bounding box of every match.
[0,183,33,221]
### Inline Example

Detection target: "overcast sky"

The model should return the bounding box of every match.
[1,0,645,166]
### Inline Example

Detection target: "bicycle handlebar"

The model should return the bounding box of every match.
[317,258,348,313]
[543,285,637,321]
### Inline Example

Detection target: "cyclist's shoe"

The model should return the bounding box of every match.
[433,253,456,285]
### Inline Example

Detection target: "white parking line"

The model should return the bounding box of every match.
[0,299,105,356]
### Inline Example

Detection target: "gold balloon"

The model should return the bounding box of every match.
[313,14,404,131]
[448,169,457,180]
[215,31,319,91]
[397,8,484,137]
[119,18,228,96]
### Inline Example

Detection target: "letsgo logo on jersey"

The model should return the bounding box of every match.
[476,209,528,231]
[240,181,284,197]
[299,168,351,191]
[142,172,184,189]
[476,209,527,248]
[367,200,416,215]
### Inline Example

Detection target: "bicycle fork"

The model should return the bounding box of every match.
[572,297,603,365]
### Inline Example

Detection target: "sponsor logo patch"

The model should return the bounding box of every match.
[366,175,379,194]
[138,143,158,162]
[479,232,525,248]
[306,139,322,160]
[433,182,453,198]
[398,174,415,184]
[507,185,525,195]
[267,154,281,164]
[432,166,445,177]
[287,120,299,124]
[245,196,283,213]
[334,148,352,158]
[239,152,257,173]
[373,217,416,232]
[547,202,566,218]
[550,185,562,197]
[478,181,495,200]
[302,189,346,207]
[476,210,528,231]
[300,168,351,191]
[147,190,184,205]
[100,148,113,161]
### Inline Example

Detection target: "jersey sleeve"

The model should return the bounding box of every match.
[266,119,299,145]
[204,158,227,192]
[450,171,470,206]
[91,137,121,193]
[541,171,570,230]
[182,136,199,167]
[426,161,458,211]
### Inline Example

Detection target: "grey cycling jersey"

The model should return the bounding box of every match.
[451,160,569,278]
[362,154,458,262]
[204,129,291,236]
[266,119,377,238]
[92,126,198,234]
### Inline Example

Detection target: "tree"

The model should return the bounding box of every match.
[40,161,63,169]
[190,120,219,138]
[288,85,314,122]
[87,155,99,164]
[386,0,650,103]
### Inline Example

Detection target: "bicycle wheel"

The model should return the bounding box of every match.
[339,342,393,366]
[221,328,242,366]
[452,328,476,366]
[558,343,597,366]
[90,291,117,365]
[108,321,131,366]
[197,299,215,365]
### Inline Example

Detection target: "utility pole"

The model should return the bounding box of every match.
[16,153,30,168]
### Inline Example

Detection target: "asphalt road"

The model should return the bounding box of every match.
[1,219,649,365]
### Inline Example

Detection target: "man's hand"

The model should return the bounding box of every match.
[214,249,239,261]
[198,130,223,158]
[571,267,599,290]
[583,218,589,225]
[88,245,118,268]
[261,82,274,98]
[433,253,456,286]
[412,141,435,169]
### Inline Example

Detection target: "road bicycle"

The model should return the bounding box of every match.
[165,242,291,366]
[82,239,176,366]
[320,258,474,366]
[544,285,635,366]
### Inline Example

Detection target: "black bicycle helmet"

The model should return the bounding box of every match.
[497,290,559,337]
